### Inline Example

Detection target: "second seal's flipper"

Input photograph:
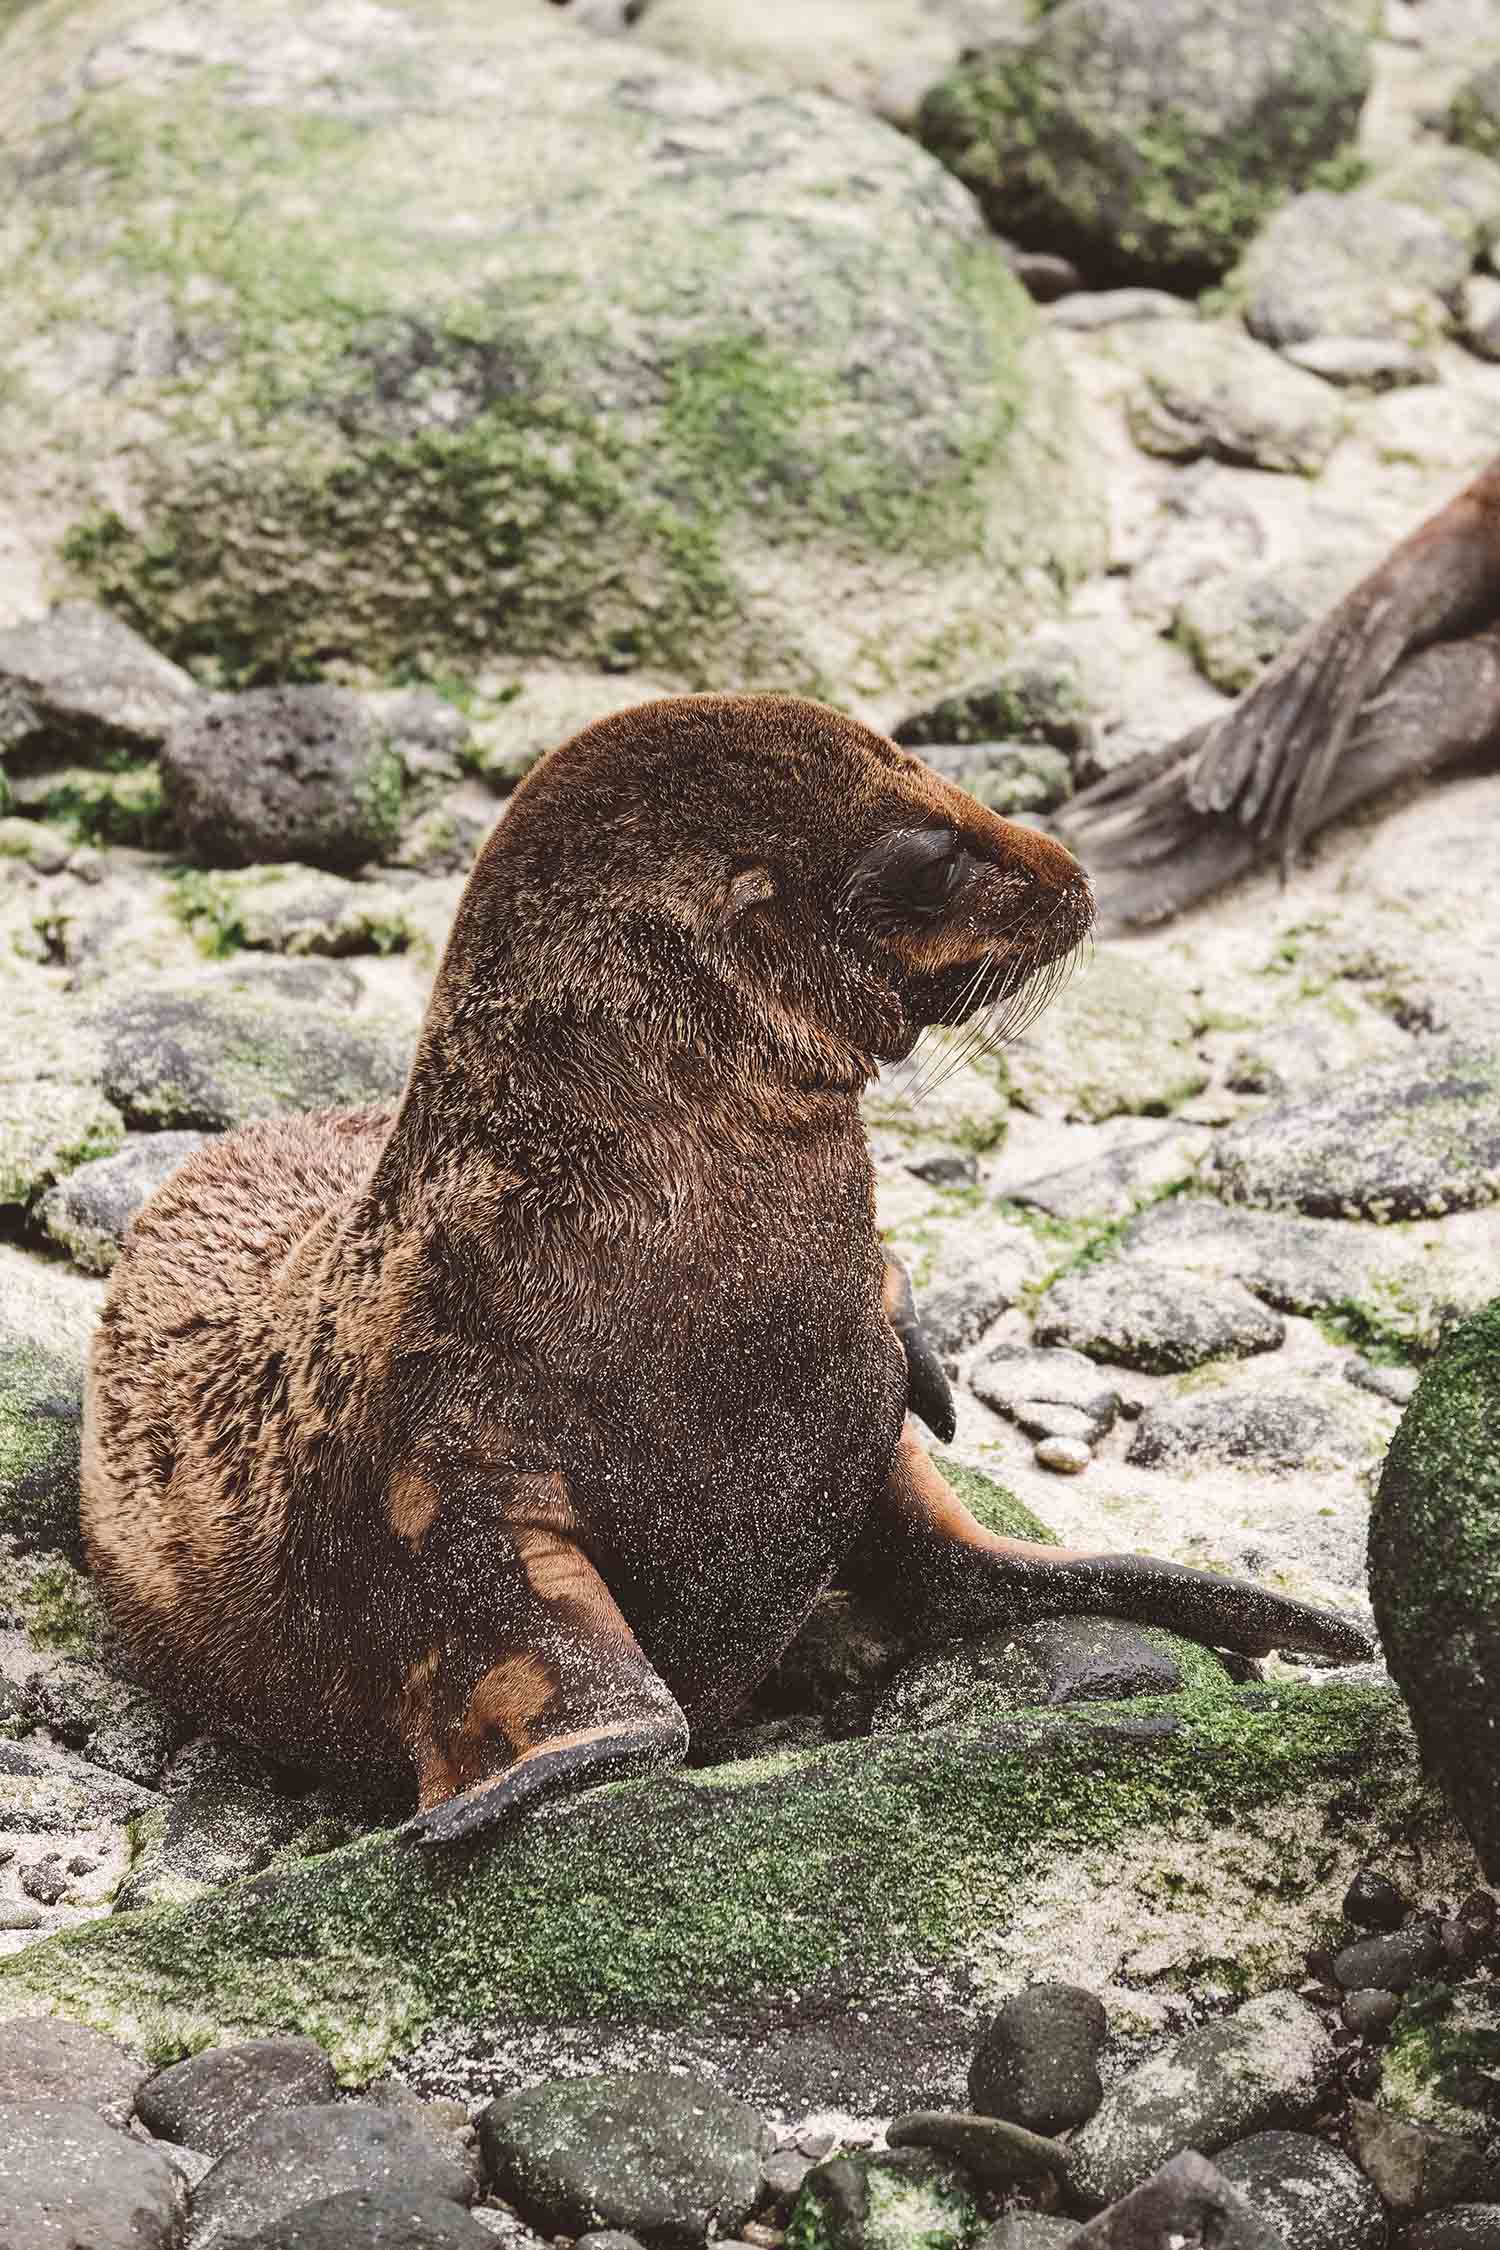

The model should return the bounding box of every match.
[391,1466,688,1849]
[882,1252,957,1444]
[850,1428,1373,1664]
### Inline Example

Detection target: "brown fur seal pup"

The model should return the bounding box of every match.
[81,694,1369,1848]
[1060,454,1500,926]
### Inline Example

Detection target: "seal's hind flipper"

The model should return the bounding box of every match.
[852,1427,1372,1664]
[400,1722,684,1848]
[881,1252,957,1444]
[391,1463,688,1849]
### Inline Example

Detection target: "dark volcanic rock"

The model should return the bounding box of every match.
[968,1982,1106,2134]
[478,2073,773,2248]
[1209,1042,1500,1220]
[1072,2149,1287,2246]
[188,2100,472,2246]
[1333,1919,1442,1994]
[1348,2095,1500,2216]
[161,686,404,872]
[884,2110,1066,2190]
[1407,2211,1500,2250]
[1216,2128,1386,2250]
[234,2191,497,2246]
[1034,1263,1285,1373]
[0,2099,185,2250]
[917,0,1373,287]
[137,2036,340,2156]
[873,1618,1191,1736]
[1369,1299,1500,1879]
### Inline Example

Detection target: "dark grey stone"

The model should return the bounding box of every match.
[1127,1391,1369,1474]
[478,2072,773,2248]
[1034,1263,1285,1374]
[219,2187,498,2248]
[915,1269,1015,1358]
[0,601,198,763]
[969,1982,1107,2135]
[0,2099,186,2249]
[1333,1921,1442,1994]
[161,685,404,872]
[1408,2209,1500,2250]
[892,643,1091,752]
[0,2015,144,2122]
[21,1854,71,1903]
[1343,1988,1403,2040]
[874,1618,1190,1737]
[884,2109,1067,2190]
[1118,1197,1372,1315]
[1342,1868,1408,1933]
[1072,2150,1287,2247]
[1209,1041,1500,1220]
[1216,2129,1386,2250]
[115,1737,311,1910]
[1348,2095,1500,2217]
[1068,1991,1336,2208]
[188,2101,472,2247]
[36,1130,206,1274]
[95,978,408,1132]
[137,2036,340,2156]
[969,1345,1119,1445]
[906,1153,980,1189]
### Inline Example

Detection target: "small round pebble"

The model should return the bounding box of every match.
[1343,1868,1408,1931]
[1334,1916,1442,1992]
[1034,1436,1091,1475]
[969,1983,1107,2134]
[1342,1987,1402,2040]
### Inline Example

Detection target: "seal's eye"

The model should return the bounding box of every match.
[886,829,967,916]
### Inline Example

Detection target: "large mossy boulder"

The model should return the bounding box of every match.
[0,1684,1466,2095]
[917,0,1376,289]
[1369,1299,1500,1881]
[0,0,1100,702]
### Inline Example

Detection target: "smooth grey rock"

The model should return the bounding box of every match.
[95,977,409,1132]
[1348,2096,1500,2216]
[872,1617,1193,1736]
[969,1982,1106,2135]
[189,2101,472,2248]
[1238,187,1473,346]
[1068,1991,1337,2207]
[1072,2149,1287,2246]
[1346,1360,1419,1408]
[885,2109,1067,2190]
[138,2036,340,2157]
[0,602,198,763]
[1049,288,1187,328]
[905,1153,980,1190]
[1344,1869,1407,1931]
[1034,1264,1285,1374]
[235,2192,497,2247]
[1343,1988,1403,2040]
[1127,1388,1370,1474]
[969,1346,1119,1444]
[36,1131,206,1274]
[1034,1435,1090,1473]
[0,2015,144,2122]
[1283,335,1437,388]
[0,2099,186,2249]
[1209,1041,1500,1220]
[915,1269,1016,1358]
[1126,322,1343,472]
[789,2147,982,2250]
[478,2072,773,2248]
[1333,1920,1441,1993]
[1217,2128,1386,2250]
[918,0,1372,286]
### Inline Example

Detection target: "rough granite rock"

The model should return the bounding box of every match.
[1033,1264,1285,1374]
[1347,2096,1500,2217]
[161,689,405,874]
[0,602,198,763]
[95,978,409,1132]
[188,2101,473,2249]
[1236,184,1474,348]
[479,2073,772,2248]
[0,2098,186,2250]
[1215,2128,1386,2250]
[1370,1299,1500,1880]
[1126,1385,1377,1474]
[36,1131,205,1274]
[916,0,1373,287]
[0,0,1099,701]
[969,1345,1120,1446]
[1004,950,1208,1122]
[1124,323,1344,473]
[137,2036,341,2157]
[1067,1991,1338,2207]
[1071,2150,1287,2247]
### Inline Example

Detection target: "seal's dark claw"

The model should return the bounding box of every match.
[398,1723,686,1850]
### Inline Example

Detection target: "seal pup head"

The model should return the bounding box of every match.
[416,693,1093,1100]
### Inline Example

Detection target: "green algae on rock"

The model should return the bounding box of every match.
[916,0,1375,289]
[788,2148,983,2250]
[1369,1298,1500,1881]
[0,1685,1463,2085]
[0,1331,85,1556]
[0,0,1100,703]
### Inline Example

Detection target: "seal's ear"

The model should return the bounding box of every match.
[723,864,776,921]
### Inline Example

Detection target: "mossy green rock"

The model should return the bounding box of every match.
[1448,52,1500,166]
[1369,1298,1500,1881]
[788,2148,981,2250]
[917,0,1375,288]
[0,1331,85,1556]
[0,1685,1462,2088]
[1005,950,1208,1123]
[0,0,1099,701]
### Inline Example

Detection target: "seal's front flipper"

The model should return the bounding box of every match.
[392,1468,687,1849]
[852,1426,1373,1664]
[882,1252,956,1444]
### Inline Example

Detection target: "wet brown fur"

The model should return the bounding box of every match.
[82,693,1366,1844]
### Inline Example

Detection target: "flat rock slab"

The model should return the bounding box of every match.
[872,1618,1193,1736]
[1068,1991,1337,2208]
[1034,1264,1284,1374]
[1208,1041,1500,1220]
[228,2188,499,2248]
[1125,321,1344,473]
[1127,1386,1379,1474]
[0,2098,186,2250]
[188,2101,473,2249]
[137,2034,340,2156]
[478,2072,772,2247]
[969,1345,1120,1445]
[0,602,198,760]
[0,2014,143,2121]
